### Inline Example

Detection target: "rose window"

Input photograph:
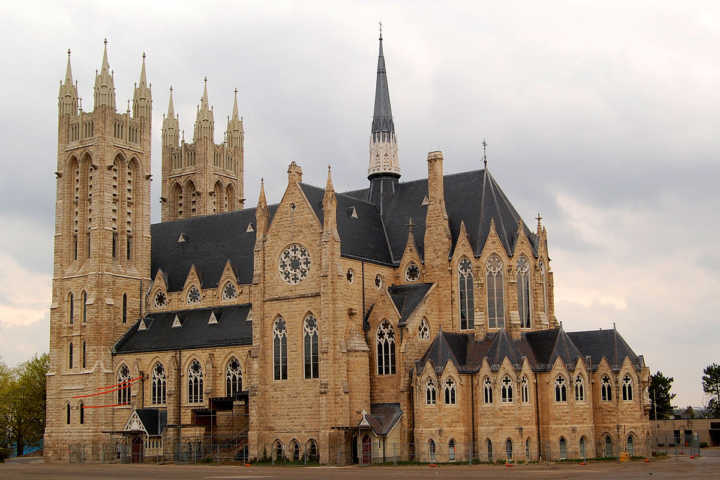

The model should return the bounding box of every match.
[405,262,420,281]
[153,291,167,308]
[187,286,201,304]
[279,243,311,285]
[222,282,237,300]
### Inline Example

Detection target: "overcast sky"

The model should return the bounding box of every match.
[1,1,718,408]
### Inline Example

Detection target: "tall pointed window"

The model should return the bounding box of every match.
[516,255,531,328]
[501,375,513,403]
[226,357,242,396]
[79,402,84,424]
[376,320,396,375]
[622,374,633,401]
[82,340,86,368]
[418,317,430,340]
[483,377,493,404]
[273,317,288,380]
[555,375,567,402]
[575,375,585,401]
[152,362,166,405]
[458,257,475,329]
[486,254,504,328]
[444,378,456,404]
[601,375,613,401]
[303,314,319,379]
[66,404,71,424]
[81,291,87,323]
[122,293,127,323]
[117,364,131,405]
[68,342,73,369]
[521,376,529,403]
[425,378,437,405]
[188,360,203,403]
[68,293,74,324]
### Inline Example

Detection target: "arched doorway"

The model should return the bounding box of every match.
[131,436,144,463]
[361,435,371,464]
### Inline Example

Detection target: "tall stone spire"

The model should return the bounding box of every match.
[93,38,116,110]
[162,86,179,146]
[226,88,243,148]
[133,52,152,121]
[367,27,399,179]
[58,49,78,116]
[194,77,214,141]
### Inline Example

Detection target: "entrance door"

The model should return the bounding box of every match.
[351,434,358,464]
[361,435,371,465]
[131,436,144,463]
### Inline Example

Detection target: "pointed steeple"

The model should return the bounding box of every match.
[133,52,152,121]
[58,48,78,116]
[93,38,116,110]
[194,77,214,141]
[368,26,400,187]
[226,88,244,148]
[255,178,269,239]
[162,86,179,146]
[167,86,175,118]
[322,166,339,238]
[232,88,239,120]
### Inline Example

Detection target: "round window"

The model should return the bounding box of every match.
[279,244,311,285]
[405,262,420,282]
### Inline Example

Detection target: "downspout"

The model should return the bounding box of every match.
[176,349,182,454]
[534,375,542,461]
[471,373,476,461]
[361,261,366,322]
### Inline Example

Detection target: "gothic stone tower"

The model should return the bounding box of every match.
[44,41,152,460]
[161,80,244,221]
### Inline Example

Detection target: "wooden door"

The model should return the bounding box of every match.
[131,436,144,463]
[361,435,371,465]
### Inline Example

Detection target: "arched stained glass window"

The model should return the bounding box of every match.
[516,255,531,328]
[188,360,203,403]
[458,257,474,329]
[575,375,585,401]
[601,375,613,401]
[501,375,513,403]
[304,314,319,379]
[555,375,567,402]
[152,362,166,404]
[484,377,493,404]
[521,376,529,403]
[68,293,74,324]
[117,364,131,405]
[426,378,437,405]
[82,291,87,323]
[68,342,73,369]
[486,254,504,328]
[418,317,430,340]
[622,374,633,401]
[273,317,288,380]
[540,260,548,314]
[376,320,396,375]
[444,378,456,405]
[226,357,242,397]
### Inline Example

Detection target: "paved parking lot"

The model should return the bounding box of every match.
[3,452,720,479]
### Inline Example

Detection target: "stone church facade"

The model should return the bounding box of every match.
[44,35,651,464]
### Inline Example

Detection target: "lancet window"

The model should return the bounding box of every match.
[444,378,456,404]
[501,375,513,403]
[226,357,242,397]
[376,320,396,375]
[458,257,475,329]
[117,364,131,405]
[486,254,505,328]
[188,360,204,403]
[304,314,319,379]
[418,318,430,340]
[575,375,585,401]
[426,378,437,405]
[622,374,633,401]
[483,377,493,404]
[601,375,613,401]
[554,375,567,402]
[152,363,166,405]
[273,317,288,380]
[516,255,531,328]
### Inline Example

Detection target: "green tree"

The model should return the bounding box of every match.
[703,363,720,418]
[649,371,676,420]
[0,354,49,456]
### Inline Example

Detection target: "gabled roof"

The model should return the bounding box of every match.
[363,403,402,436]
[135,409,167,436]
[387,283,433,326]
[415,327,642,376]
[568,328,642,371]
[344,169,538,262]
[113,304,252,354]
[151,207,277,292]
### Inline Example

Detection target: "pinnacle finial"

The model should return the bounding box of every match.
[379,21,383,40]
[325,165,335,192]
[64,48,73,85]
[536,212,543,228]
[231,88,239,120]
[167,85,175,117]
[482,139,488,168]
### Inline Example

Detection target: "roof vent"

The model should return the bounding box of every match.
[246,223,255,233]
[347,206,359,219]
[421,195,430,206]
[246,308,253,322]
[177,233,187,244]
[138,318,148,331]
[171,314,182,328]
[208,311,218,325]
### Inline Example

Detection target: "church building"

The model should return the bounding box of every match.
[44,33,651,464]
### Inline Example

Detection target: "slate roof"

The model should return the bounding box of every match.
[151,207,277,292]
[135,408,167,436]
[151,169,535,291]
[113,304,252,354]
[344,169,538,262]
[387,283,433,326]
[415,327,641,376]
[364,403,402,436]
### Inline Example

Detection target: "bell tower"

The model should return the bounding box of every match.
[44,40,152,460]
